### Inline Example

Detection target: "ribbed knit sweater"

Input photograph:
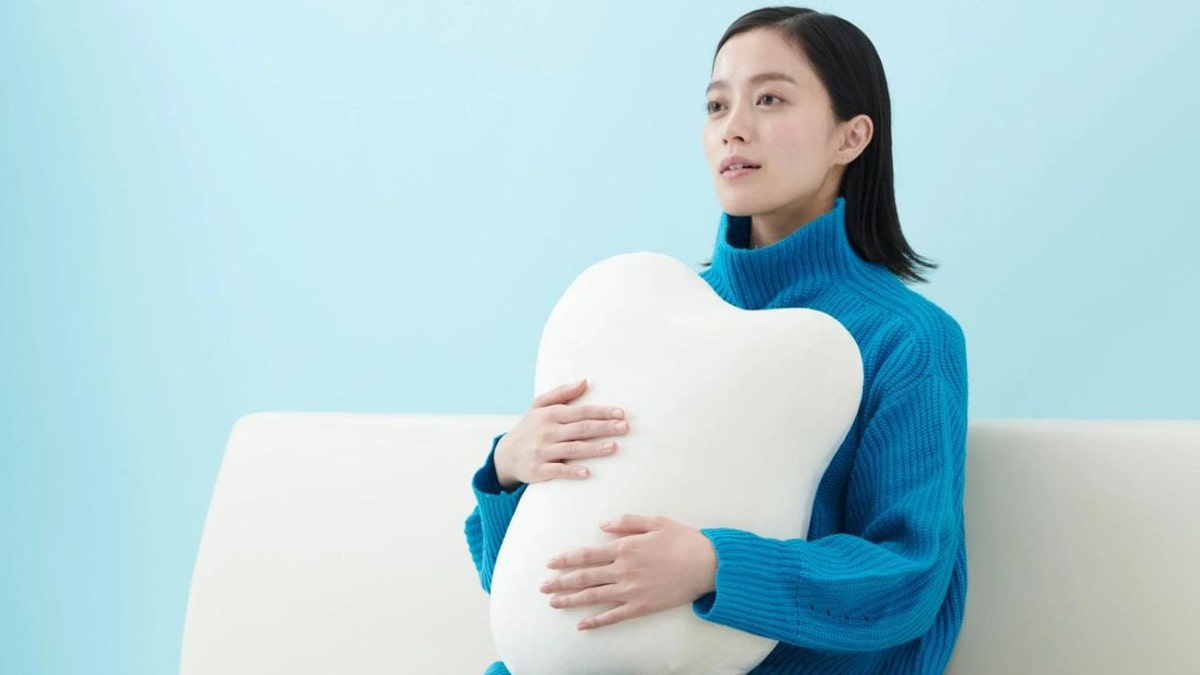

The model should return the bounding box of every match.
[464,196,969,674]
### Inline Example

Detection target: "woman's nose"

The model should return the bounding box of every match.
[722,106,751,144]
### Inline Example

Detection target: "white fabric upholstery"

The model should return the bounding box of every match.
[945,419,1200,673]
[180,415,1200,674]
[491,252,862,674]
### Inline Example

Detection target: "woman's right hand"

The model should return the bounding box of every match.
[494,378,629,491]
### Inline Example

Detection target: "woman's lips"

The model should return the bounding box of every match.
[722,166,760,180]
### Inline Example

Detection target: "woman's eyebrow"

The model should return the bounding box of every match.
[706,72,798,95]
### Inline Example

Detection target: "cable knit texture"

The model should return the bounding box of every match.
[464,196,969,674]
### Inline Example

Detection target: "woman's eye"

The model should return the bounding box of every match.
[705,94,782,114]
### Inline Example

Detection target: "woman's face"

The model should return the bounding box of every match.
[703,28,859,224]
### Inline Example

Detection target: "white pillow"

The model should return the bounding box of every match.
[489,252,863,674]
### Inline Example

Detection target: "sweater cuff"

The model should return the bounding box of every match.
[692,527,800,637]
[472,432,528,499]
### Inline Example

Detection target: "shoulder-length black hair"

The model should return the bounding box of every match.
[701,6,936,284]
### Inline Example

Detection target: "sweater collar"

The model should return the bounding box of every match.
[702,196,885,309]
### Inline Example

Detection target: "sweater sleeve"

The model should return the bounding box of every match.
[691,362,968,653]
[464,431,529,593]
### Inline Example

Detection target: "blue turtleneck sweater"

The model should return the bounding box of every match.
[465,197,969,674]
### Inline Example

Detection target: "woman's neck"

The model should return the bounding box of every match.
[748,192,838,249]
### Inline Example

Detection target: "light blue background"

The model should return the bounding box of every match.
[3,1,1197,673]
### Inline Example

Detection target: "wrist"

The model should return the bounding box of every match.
[496,470,521,492]
[695,531,718,596]
[492,438,519,490]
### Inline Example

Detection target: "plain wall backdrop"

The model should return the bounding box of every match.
[2,1,1198,673]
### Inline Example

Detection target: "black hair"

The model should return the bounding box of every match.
[700,6,936,284]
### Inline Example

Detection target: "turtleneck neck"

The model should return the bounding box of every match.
[701,196,890,310]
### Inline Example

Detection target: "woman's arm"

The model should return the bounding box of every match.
[464,432,528,593]
[693,363,968,653]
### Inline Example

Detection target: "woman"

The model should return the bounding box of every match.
[465,6,969,673]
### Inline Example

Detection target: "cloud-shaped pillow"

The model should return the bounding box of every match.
[489,252,863,674]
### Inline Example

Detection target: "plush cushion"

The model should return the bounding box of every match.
[488,252,863,674]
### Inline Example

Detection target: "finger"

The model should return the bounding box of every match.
[600,514,656,534]
[549,404,625,423]
[532,379,587,408]
[536,462,592,481]
[555,418,629,442]
[549,584,622,610]
[579,602,642,631]
[555,440,618,461]
[540,565,619,594]
[547,543,618,570]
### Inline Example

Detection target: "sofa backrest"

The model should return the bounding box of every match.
[947,419,1199,673]
[179,412,511,674]
[179,413,1200,674]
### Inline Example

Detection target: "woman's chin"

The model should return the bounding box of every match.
[716,195,761,217]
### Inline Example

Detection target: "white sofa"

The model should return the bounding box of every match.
[179,413,1200,674]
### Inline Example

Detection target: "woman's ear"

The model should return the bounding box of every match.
[835,114,874,166]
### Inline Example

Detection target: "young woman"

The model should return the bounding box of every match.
[465,7,969,673]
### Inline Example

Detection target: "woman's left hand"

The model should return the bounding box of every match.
[540,514,718,630]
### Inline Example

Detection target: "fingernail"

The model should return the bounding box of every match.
[611,408,625,419]
[600,520,612,528]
